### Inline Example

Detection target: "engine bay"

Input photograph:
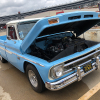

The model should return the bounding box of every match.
[29,32,99,62]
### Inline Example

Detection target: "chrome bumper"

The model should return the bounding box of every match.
[45,57,99,91]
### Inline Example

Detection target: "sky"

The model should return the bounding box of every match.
[0,0,81,16]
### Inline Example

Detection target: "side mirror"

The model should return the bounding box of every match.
[7,36,11,40]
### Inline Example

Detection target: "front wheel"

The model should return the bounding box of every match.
[26,64,45,93]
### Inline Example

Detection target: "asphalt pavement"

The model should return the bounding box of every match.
[0,60,100,100]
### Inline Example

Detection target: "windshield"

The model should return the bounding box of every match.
[18,20,38,39]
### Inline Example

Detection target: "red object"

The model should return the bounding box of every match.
[18,12,20,14]
[56,10,64,15]
[3,25,6,29]
[9,27,17,39]
[96,11,100,12]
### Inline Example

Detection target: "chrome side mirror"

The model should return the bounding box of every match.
[7,36,11,40]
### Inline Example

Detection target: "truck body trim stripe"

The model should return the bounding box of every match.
[0,47,45,67]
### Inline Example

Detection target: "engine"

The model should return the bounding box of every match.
[46,37,64,55]
[29,35,98,62]
[46,36,88,58]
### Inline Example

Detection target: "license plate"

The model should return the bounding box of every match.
[83,63,93,73]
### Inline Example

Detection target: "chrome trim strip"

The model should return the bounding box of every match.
[45,66,97,91]
[77,67,82,81]
[17,55,45,67]
[0,46,45,67]
[6,50,12,54]
[0,43,4,46]
[45,73,77,91]
[63,68,73,74]
[78,60,91,67]
[0,46,5,51]
[0,47,13,54]
[63,59,92,76]
[96,57,99,69]
[92,62,95,66]
[64,50,100,67]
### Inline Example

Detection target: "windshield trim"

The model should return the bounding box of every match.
[17,20,39,40]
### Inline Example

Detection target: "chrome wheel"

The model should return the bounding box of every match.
[26,64,45,92]
[28,70,38,88]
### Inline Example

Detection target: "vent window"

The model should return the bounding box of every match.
[68,15,81,20]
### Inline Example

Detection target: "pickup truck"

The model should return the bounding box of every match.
[0,11,100,93]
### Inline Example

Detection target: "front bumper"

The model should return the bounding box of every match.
[45,57,99,91]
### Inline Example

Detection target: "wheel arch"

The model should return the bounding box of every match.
[23,61,42,77]
[23,61,47,84]
[23,61,34,73]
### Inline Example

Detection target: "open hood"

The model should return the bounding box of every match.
[20,11,100,53]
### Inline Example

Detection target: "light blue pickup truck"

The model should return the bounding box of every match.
[0,11,100,93]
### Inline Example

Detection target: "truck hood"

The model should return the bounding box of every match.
[20,11,100,53]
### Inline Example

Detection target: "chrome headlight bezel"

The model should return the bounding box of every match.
[49,64,64,79]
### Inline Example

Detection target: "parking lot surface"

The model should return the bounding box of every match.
[0,57,100,100]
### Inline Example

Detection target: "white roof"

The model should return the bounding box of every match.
[6,17,43,25]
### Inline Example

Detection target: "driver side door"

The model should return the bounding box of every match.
[5,25,20,66]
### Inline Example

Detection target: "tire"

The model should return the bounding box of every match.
[0,55,7,63]
[26,64,45,93]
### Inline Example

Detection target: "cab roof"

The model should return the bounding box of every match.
[6,17,43,25]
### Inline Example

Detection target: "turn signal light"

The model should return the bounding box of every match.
[98,14,100,17]
[48,18,59,24]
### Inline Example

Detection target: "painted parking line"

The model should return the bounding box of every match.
[0,86,12,100]
[78,82,100,100]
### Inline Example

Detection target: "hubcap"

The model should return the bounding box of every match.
[28,70,38,88]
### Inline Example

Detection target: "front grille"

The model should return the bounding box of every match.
[64,50,100,70]
[64,50,95,64]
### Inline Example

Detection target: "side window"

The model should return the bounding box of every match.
[8,26,17,39]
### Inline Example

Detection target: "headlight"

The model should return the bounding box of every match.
[50,64,64,79]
